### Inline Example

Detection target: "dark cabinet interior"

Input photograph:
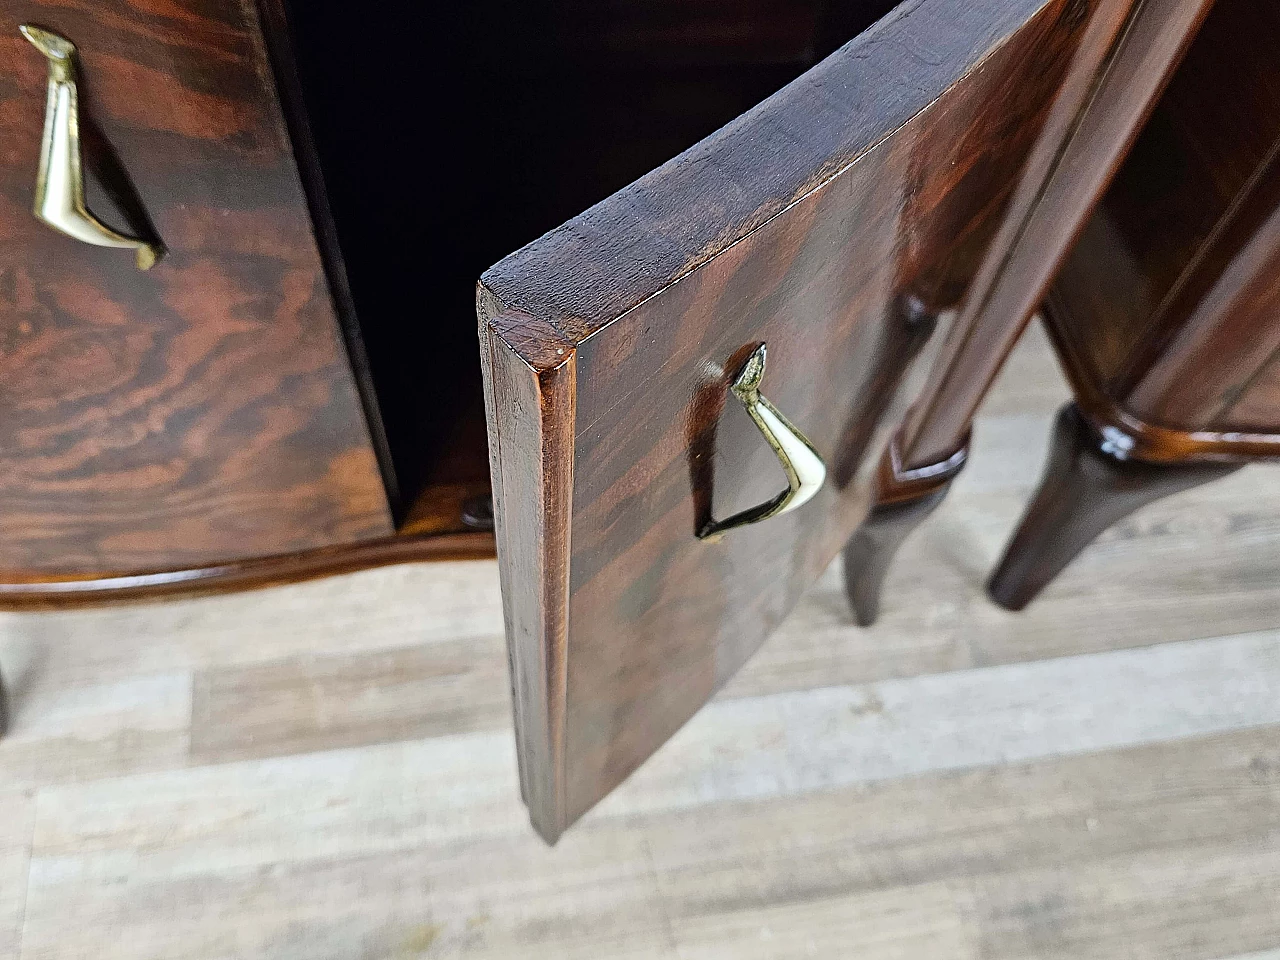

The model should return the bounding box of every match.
[279,0,899,525]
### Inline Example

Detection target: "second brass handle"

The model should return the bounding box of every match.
[698,344,827,542]
[21,25,163,270]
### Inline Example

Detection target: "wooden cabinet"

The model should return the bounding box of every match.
[840,0,1215,631]
[989,0,1280,609]
[0,0,1219,839]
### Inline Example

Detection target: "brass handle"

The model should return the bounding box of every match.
[21,25,163,270]
[698,344,827,542]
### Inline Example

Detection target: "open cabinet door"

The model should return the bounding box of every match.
[478,0,1199,842]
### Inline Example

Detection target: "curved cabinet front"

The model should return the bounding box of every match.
[0,0,394,580]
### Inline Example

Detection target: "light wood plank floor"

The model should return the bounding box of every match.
[1,322,1278,960]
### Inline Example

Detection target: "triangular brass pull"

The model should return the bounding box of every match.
[698,344,827,542]
[21,25,165,270]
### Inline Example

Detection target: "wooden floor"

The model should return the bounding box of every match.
[1,322,1279,960]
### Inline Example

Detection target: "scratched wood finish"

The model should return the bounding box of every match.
[480,0,1115,841]
[0,0,393,574]
[1048,0,1280,445]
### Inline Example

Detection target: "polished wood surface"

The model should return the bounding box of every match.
[893,0,1215,476]
[480,0,1133,840]
[988,403,1240,610]
[1055,376,1280,464]
[995,0,1280,609]
[842,486,949,626]
[0,0,393,574]
[846,0,1212,627]
[1049,0,1280,444]
[0,529,493,609]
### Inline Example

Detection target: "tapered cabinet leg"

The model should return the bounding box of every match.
[845,428,969,627]
[843,487,951,626]
[989,404,1241,611]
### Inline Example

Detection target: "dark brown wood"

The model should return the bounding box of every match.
[894,0,1216,474]
[254,0,401,513]
[1050,0,1280,435]
[1046,283,1280,464]
[1044,0,1280,460]
[1228,350,1280,431]
[841,425,968,625]
[478,0,1150,842]
[873,427,970,506]
[1066,373,1280,464]
[1005,0,1280,607]
[0,0,1017,613]
[845,0,1214,625]
[0,0,394,575]
[842,485,950,627]
[479,305,576,841]
[988,404,1239,610]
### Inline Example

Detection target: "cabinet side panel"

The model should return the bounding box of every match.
[900,0,1214,469]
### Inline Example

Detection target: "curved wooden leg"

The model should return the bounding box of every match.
[844,428,970,626]
[988,403,1241,611]
[843,486,951,626]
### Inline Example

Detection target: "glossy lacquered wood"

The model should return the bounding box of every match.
[0,0,393,577]
[891,0,1215,477]
[843,486,949,626]
[478,0,1140,841]
[0,529,494,608]
[994,0,1280,608]
[844,0,1214,626]
[1048,0,1280,446]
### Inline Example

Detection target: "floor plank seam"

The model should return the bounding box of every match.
[641,834,683,958]
[14,791,35,960]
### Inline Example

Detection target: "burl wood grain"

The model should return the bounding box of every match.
[1048,0,1280,447]
[480,0,1107,841]
[0,0,393,574]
